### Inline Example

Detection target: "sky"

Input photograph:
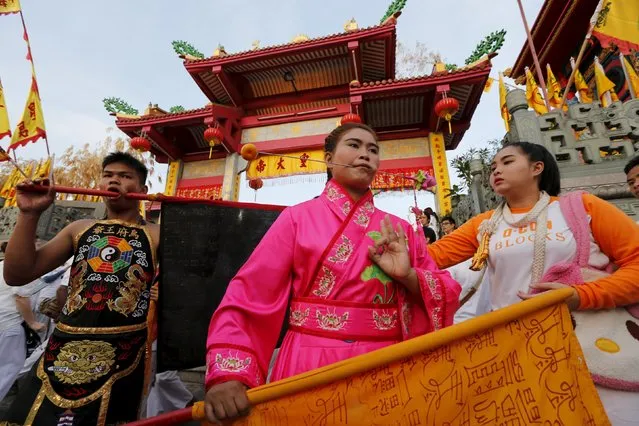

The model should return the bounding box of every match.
[0,0,545,222]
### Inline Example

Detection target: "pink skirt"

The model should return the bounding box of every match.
[269,330,399,382]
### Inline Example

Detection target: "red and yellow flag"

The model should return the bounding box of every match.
[0,80,11,141]
[483,77,494,93]
[546,64,565,109]
[4,160,33,207]
[33,157,51,180]
[0,167,20,201]
[621,53,639,98]
[593,0,639,54]
[0,0,21,15]
[9,78,46,150]
[525,67,548,115]
[594,57,619,107]
[499,72,510,132]
[571,57,593,103]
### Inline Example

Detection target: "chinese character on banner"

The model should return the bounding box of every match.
[299,153,310,168]
[276,157,285,170]
[0,0,21,15]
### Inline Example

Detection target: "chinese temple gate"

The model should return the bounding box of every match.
[115,18,491,214]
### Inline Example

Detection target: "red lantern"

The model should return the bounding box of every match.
[204,126,224,159]
[434,97,460,133]
[130,136,151,152]
[248,178,263,191]
[340,113,362,125]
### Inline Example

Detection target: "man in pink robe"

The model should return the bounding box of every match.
[204,123,461,422]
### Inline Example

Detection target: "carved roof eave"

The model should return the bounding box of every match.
[183,23,396,73]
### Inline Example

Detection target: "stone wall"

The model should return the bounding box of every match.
[505,88,639,221]
[0,200,106,243]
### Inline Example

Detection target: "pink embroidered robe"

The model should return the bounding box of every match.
[205,180,461,389]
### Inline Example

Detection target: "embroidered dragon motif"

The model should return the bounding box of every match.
[107,264,147,316]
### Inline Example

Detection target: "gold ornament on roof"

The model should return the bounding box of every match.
[213,44,227,57]
[344,18,358,32]
[291,34,310,43]
[251,40,260,50]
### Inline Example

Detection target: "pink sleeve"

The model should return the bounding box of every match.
[205,208,295,390]
[401,224,461,337]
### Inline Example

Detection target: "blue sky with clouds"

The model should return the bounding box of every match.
[0,0,544,220]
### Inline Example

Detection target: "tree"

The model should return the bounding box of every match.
[53,131,159,200]
[395,41,441,79]
[450,139,501,191]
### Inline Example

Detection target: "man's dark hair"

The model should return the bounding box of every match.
[624,156,639,175]
[441,215,456,226]
[102,152,148,185]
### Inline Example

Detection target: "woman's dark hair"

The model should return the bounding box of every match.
[324,122,378,180]
[499,141,561,196]
[423,226,437,243]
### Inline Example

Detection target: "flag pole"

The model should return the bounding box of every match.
[18,8,51,157]
[515,0,551,112]
[560,0,604,109]
[619,53,636,100]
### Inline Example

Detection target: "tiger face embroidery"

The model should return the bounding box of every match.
[50,340,116,385]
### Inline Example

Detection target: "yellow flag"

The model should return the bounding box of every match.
[0,80,11,141]
[499,73,510,132]
[525,67,548,115]
[572,59,593,104]
[34,157,51,180]
[622,54,639,98]
[592,0,639,54]
[594,57,618,107]
[546,64,564,109]
[9,78,46,151]
[483,77,494,93]
[5,161,34,207]
[0,0,21,15]
[0,168,19,200]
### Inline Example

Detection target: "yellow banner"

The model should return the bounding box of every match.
[499,73,510,132]
[483,77,494,93]
[230,289,608,425]
[9,79,46,150]
[546,64,564,109]
[525,68,548,115]
[593,0,639,54]
[429,132,452,215]
[0,0,21,15]
[0,80,11,140]
[4,160,34,207]
[622,54,639,98]
[573,62,593,103]
[246,150,326,180]
[594,59,618,107]
[0,167,19,200]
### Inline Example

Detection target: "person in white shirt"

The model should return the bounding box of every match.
[0,242,43,400]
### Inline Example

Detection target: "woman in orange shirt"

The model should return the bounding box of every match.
[428,141,639,425]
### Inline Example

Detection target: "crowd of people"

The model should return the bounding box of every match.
[0,125,637,425]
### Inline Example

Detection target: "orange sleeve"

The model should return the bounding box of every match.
[575,193,639,310]
[427,211,493,269]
